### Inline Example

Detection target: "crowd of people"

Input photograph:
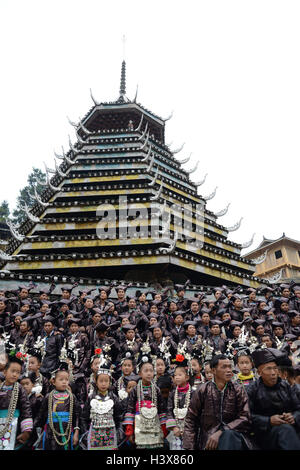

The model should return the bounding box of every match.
[0,280,300,451]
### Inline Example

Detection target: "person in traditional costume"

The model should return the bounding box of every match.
[203,362,213,382]
[233,349,256,390]
[91,322,119,364]
[80,351,123,450]
[118,324,141,359]
[28,341,50,396]
[66,318,90,405]
[0,351,33,450]
[123,349,167,449]
[247,347,300,449]
[87,350,102,399]
[189,354,205,390]
[39,316,63,377]
[113,351,136,401]
[14,319,35,352]
[182,354,252,450]
[156,374,173,410]
[34,360,80,450]
[19,371,43,449]
[206,320,227,353]
[168,312,186,344]
[85,309,102,345]
[166,358,193,450]
[179,321,203,355]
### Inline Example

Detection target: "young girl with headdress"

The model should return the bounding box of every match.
[232,348,256,389]
[87,349,102,399]
[189,353,205,391]
[33,343,80,450]
[113,351,136,401]
[166,353,193,450]
[123,347,167,449]
[27,337,50,397]
[166,342,194,449]
[0,350,33,450]
[80,351,123,450]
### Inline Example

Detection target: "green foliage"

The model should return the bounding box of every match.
[12,167,46,225]
[0,200,10,223]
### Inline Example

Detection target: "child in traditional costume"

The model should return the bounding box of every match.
[19,371,43,449]
[203,362,213,381]
[87,349,102,398]
[0,351,33,450]
[166,356,193,450]
[28,339,50,396]
[34,347,80,450]
[190,354,205,391]
[123,349,167,449]
[113,352,136,401]
[81,352,123,450]
[233,349,256,389]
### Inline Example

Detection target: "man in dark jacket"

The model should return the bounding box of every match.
[39,316,63,376]
[247,348,300,450]
[182,354,251,450]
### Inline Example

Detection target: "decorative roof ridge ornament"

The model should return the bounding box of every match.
[133,84,138,103]
[76,130,87,146]
[157,199,168,218]
[19,200,40,223]
[43,162,55,175]
[60,146,72,165]
[5,218,25,242]
[185,160,199,174]
[135,114,144,131]
[68,136,80,157]
[140,145,152,163]
[194,173,208,187]
[241,233,255,249]
[158,211,170,236]
[54,150,64,160]
[150,184,163,201]
[67,116,79,128]
[78,118,92,135]
[215,203,231,217]
[251,250,268,265]
[29,186,50,208]
[146,153,155,173]
[159,230,178,254]
[41,169,60,192]
[35,175,48,186]
[263,268,283,284]
[226,217,243,232]
[148,167,159,186]
[203,186,218,201]
[162,111,174,122]
[54,158,68,178]
[171,142,185,154]
[138,123,148,141]
[90,88,100,106]
[177,153,191,165]
[139,131,150,150]
[0,249,14,261]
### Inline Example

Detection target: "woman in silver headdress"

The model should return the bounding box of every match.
[80,352,123,450]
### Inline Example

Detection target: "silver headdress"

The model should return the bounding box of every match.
[201,340,214,363]
[97,351,113,377]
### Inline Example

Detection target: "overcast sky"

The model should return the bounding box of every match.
[0,0,299,255]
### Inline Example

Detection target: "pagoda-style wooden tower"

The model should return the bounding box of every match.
[0,61,263,288]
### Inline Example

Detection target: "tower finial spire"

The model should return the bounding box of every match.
[119,60,126,97]
[117,35,126,102]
